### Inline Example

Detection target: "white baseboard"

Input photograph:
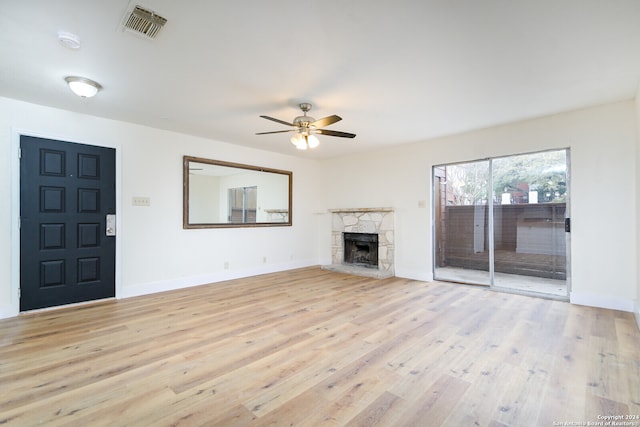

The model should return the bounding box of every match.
[393,268,433,282]
[0,304,19,320]
[119,260,315,299]
[0,262,317,319]
[635,301,640,332]
[570,291,635,313]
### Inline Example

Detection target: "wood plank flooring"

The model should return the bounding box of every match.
[1,267,639,426]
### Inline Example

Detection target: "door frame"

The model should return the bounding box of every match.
[431,148,571,299]
[8,129,122,317]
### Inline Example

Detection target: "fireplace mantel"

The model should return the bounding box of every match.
[328,207,394,213]
[322,208,395,279]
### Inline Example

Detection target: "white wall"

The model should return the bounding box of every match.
[0,97,326,318]
[321,100,638,312]
[1,97,637,319]
[188,174,221,223]
[636,87,640,329]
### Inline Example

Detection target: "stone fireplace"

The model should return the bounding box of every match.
[344,232,379,267]
[322,208,394,278]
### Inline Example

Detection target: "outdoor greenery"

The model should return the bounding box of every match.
[445,162,489,205]
[446,150,567,205]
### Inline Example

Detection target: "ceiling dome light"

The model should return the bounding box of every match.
[65,76,102,98]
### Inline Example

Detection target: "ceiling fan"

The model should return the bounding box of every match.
[256,103,356,150]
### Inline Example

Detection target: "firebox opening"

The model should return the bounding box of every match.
[344,232,378,268]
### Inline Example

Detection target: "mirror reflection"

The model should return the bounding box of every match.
[183,156,292,228]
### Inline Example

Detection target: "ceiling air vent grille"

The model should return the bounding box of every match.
[123,5,167,39]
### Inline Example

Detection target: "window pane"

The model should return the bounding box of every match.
[492,150,567,296]
[228,188,243,223]
[245,186,257,223]
[228,186,258,223]
[434,161,490,285]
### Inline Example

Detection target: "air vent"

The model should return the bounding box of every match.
[122,5,167,39]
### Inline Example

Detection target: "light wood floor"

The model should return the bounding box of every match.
[1,267,639,426]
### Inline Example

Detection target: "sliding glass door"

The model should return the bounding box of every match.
[433,149,569,299]
[434,160,491,285]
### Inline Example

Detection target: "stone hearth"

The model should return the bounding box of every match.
[322,208,394,279]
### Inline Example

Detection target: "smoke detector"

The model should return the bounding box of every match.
[58,31,81,49]
[121,4,167,40]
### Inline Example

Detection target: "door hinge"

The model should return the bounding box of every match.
[564,218,571,233]
[18,147,22,159]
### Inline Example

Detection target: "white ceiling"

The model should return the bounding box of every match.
[1,1,639,159]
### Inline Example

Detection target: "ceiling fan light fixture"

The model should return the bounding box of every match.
[307,134,320,148]
[257,102,355,149]
[65,76,102,98]
[291,133,319,150]
[294,134,308,150]
[291,133,303,146]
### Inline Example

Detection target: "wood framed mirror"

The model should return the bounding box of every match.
[183,156,292,228]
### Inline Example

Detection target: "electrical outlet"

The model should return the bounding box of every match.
[224,261,229,270]
[263,256,267,264]
[132,196,151,207]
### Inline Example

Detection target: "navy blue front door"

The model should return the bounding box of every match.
[20,135,116,311]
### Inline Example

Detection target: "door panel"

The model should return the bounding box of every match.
[433,149,569,298]
[433,161,490,285]
[491,150,568,297]
[20,136,116,311]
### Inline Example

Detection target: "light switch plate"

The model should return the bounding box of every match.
[132,196,151,207]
